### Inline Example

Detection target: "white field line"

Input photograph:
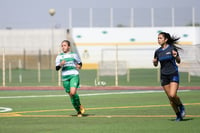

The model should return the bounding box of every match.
[0,90,190,99]
[0,107,13,112]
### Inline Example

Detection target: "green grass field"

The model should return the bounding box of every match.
[0,89,200,133]
[1,69,200,86]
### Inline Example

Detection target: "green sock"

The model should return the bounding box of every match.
[70,93,81,112]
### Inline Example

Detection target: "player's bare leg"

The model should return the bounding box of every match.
[163,83,185,121]
[69,87,85,117]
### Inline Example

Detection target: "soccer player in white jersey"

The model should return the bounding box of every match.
[55,40,85,117]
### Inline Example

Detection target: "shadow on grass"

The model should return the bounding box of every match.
[169,118,194,122]
[70,114,94,117]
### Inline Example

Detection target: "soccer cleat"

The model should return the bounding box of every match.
[77,105,85,117]
[175,116,183,121]
[79,105,85,114]
[175,112,183,122]
[179,105,185,118]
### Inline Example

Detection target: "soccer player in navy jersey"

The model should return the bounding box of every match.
[153,32,185,121]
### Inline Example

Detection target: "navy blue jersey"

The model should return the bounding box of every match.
[154,45,179,75]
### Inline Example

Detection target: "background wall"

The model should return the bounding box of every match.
[72,27,199,68]
[0,27,200,69]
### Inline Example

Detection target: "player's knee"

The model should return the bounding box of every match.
[69,92,76,97]
[168,94,176,100]
[169,101,174,105]
[69,87,77,96]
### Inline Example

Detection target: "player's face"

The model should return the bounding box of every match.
[158,34,167,46]
[61,42,70,53]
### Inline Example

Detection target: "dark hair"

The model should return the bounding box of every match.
[61,40,70,46]
[159,32,182,50]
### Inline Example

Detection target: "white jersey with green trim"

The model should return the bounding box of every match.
[55,52,81,80]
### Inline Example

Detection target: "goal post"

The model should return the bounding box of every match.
[2,48,5,87]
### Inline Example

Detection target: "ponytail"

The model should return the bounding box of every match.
[159,32,182,50]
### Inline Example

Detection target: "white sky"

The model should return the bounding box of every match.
[0,0,199,29]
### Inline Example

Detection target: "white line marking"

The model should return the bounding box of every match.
[0,90,190,99]
[0,107,13,112]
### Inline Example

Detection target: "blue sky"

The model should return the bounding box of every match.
[0,0,199,29]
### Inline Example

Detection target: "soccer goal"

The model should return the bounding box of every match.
[179,44,200,82]
[97,60,130,86]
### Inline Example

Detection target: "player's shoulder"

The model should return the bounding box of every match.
[155,47,162,53]
[69,52,78,56]
[56,53,65,58]
[169,45,177,51]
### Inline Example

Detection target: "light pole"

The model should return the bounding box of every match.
[49,8,56,81]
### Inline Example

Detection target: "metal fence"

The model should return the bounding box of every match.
[0,48,53,70]
[1,45,200,87]
[66,7,200,28]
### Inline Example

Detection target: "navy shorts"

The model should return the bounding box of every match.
[160,72,179,86]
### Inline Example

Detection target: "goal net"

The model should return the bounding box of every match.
[97,60,130,86]
[98,61,128,76]
[179,44,200,76]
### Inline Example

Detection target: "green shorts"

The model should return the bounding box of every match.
[62,75,80,93]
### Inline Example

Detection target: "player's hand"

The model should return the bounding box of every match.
[172,50,181,63]
[76,64,82,70]
[153,58,158,66]
[172,50,178,58]
[60,60,66,66]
